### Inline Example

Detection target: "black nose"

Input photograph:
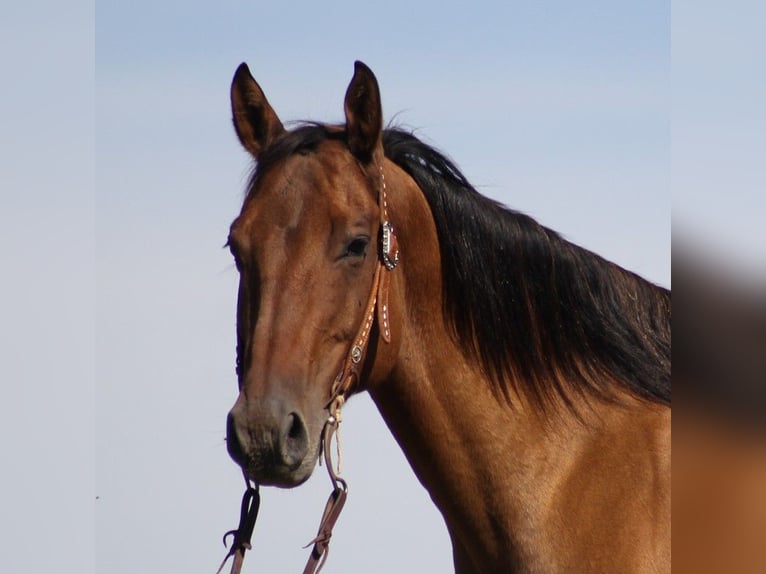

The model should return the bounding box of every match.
[226,408,309,471]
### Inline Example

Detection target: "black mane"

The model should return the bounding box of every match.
[252,125,672,407]
[383,129,671,407]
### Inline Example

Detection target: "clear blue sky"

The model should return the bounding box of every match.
[9,1,763,572]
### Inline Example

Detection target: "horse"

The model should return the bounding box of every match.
[223,61,671,573]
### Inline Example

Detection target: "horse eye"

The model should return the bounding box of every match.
[345,237,369,258]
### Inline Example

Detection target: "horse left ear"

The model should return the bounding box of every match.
[231,63,285,159]
[344,61,383,162]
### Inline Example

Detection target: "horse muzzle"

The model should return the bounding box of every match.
[226,399,316,487]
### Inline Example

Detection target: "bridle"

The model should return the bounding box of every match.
[217,162,400,574]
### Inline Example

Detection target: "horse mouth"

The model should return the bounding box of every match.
[240,455,316,488]
[227,434,321,488]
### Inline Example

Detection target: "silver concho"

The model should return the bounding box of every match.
[350,345,363,364]
[381,221,399,271]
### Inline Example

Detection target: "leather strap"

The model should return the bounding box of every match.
[330,263,383,402]
[330,164,399,401]
[302,163,400,572]
[301,417,348,574]
[216,483,260,574]
[300,164,399,573]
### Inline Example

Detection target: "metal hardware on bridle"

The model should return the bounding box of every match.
[381,221,399,271]
[217,161,399,574]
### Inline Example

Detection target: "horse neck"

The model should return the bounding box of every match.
[367,163,671,572]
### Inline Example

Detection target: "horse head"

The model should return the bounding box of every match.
[225,62,400,487]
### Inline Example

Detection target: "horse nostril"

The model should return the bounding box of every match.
[287,412,304,439]
[281,412,309,467]
[226,412,246,465]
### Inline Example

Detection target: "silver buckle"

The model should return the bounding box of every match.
[381,221,399,270]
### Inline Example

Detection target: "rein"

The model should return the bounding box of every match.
[217,164,399,574]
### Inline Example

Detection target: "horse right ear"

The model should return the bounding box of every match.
[231,63,285,159]
[344,61,383,163]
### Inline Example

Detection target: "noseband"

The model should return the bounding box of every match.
[217,163,400,574]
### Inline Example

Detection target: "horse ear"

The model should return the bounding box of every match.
[344,61,383,162]
[231,63,285,159]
